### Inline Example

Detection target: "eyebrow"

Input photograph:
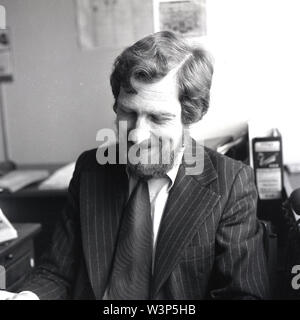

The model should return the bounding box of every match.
[118,103,176,118]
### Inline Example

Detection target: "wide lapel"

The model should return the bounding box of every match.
[152,146,221,298]
[80,163,128,300]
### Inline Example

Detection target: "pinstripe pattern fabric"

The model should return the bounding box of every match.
[105,180,153,299]
[19,143,270,300]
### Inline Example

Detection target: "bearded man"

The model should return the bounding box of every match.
[1,31,269,300]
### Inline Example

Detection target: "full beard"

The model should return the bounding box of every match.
[126,139,181,179]
[127,154,175,179]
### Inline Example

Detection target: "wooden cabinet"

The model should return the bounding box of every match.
[0,223,41,291]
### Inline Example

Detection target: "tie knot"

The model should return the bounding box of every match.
[136,178,149,195]
[139,176,150,183]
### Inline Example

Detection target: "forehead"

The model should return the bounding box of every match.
[117,74,181,113]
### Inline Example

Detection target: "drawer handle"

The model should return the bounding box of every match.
[6,253,14,260]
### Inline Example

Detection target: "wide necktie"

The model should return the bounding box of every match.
[106,179,153,299]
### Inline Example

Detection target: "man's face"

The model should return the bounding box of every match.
[116,73,185,178]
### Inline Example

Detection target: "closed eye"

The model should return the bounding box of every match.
[150,114,171,124]
[119,106,136,116]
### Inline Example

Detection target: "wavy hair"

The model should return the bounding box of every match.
[110,31,213,124]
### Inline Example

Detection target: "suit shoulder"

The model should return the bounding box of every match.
[204,147,254,195]
[205,146,251,174]
[74,148,104,172]
[75,147,121,172]
[76,148,97,164]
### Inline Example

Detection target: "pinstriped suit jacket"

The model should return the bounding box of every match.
[21,144,270,300]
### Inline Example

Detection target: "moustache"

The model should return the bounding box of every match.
[127,140,160,150]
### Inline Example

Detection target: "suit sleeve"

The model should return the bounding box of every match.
[18,152,88,300]
[210,165,270,299]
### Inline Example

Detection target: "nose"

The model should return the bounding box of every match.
[128,116,151,145]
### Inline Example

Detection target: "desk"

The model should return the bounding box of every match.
[0,164,68,259]
[0,189,67,259]
[0,223,41,291]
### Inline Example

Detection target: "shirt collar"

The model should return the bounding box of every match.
[165,147,184,191]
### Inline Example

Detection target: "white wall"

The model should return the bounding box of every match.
[0,119,4,160]
[0,0,129,164]
[192,0,300,164]
[1,0,300,164]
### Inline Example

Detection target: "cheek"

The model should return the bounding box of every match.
[153,124,183,146]
[169,125,184,147]
[164,122,183,139]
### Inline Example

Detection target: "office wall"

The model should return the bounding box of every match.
[193,0,300,164]
[1,0,300,164]
[0,0,126,164]
[0,120,4,161]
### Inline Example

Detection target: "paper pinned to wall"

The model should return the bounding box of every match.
[75,0,154,50]
[153,0,207,41]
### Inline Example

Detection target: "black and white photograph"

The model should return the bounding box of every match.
[0,0,300,310]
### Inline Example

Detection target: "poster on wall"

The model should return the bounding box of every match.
[75,0,154,50]
[153,0,206,41]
